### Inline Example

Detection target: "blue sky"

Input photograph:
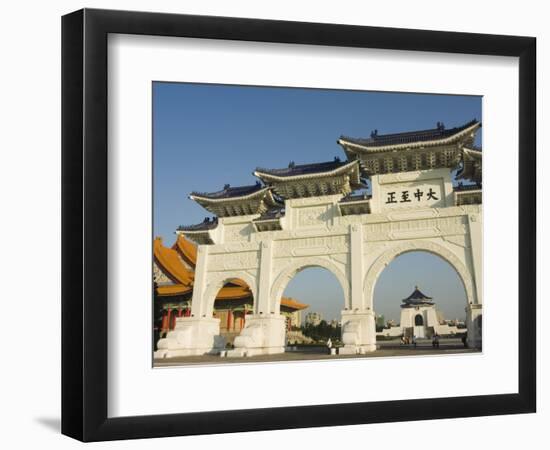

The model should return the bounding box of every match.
[153,82,481,322]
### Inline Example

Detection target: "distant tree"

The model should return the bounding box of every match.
[301,320,341,342]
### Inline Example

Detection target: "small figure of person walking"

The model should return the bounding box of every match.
[326,338,333,354]
[412,334,417,349]
[432,332,440,349]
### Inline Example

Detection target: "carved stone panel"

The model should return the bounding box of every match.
[293,205,332,229]
[207,251,260,271]
[224,223,254,242]
[365,215,467,242]
[274,235,349,258]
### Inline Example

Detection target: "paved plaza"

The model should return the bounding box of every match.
[154,338,479,367]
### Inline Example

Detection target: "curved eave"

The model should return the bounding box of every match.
[338,122,481,154]
[172,235,198,267]
[157,284,192,296]
[177,227,215,234]
[254,160,361,183]
[153,238,194,287]
[457,147,482,181]
[215,286,251,300]
[401,300,434,306]
[189,187,272,204]
[190,188,282,217]
[463,147,483,160]
[281,297,309,310]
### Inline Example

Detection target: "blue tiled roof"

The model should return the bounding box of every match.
[454,182,481,192]
[340,119,480,148]
[191,182,264,200]
[255,159,348,177]
[177,217,218,231]
[402,287,434,306]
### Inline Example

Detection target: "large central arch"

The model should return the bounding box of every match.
[363,240,477,308]
[270,257,350,314]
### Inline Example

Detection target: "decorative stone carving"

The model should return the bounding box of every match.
[207,251,260,271]
[224,223,254,242]
[365,215,467,242]
[227,314,286,357]
[274,235,349,257]
[297,206,330,227]
[378,171,423,183]
[286,194,342,207]
[155,317,225,358]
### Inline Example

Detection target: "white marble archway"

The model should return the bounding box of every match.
[269,256,351,314]
[157,167,483,357]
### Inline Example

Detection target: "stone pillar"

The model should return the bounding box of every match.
[350,224,365,310]
[225,241,285,357]
[468,212,483,305]
[190,246,209,318]
[466,212,482,350]
[256,241,273,314]
[466,304,482,349]
[339,224,377,355]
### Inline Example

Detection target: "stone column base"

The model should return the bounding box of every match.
[338,344,377,355]
[340,310,377,354]
[154,317,224,359]
[227,314,286,358]
[466,304,483,349]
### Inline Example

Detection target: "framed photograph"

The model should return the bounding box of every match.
[62,8,536,441]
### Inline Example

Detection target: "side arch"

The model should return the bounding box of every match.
[269,257,350,313]
[201,270,258,318]
[363,240,477,308]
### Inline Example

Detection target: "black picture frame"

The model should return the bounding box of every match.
[62,8,536,442]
